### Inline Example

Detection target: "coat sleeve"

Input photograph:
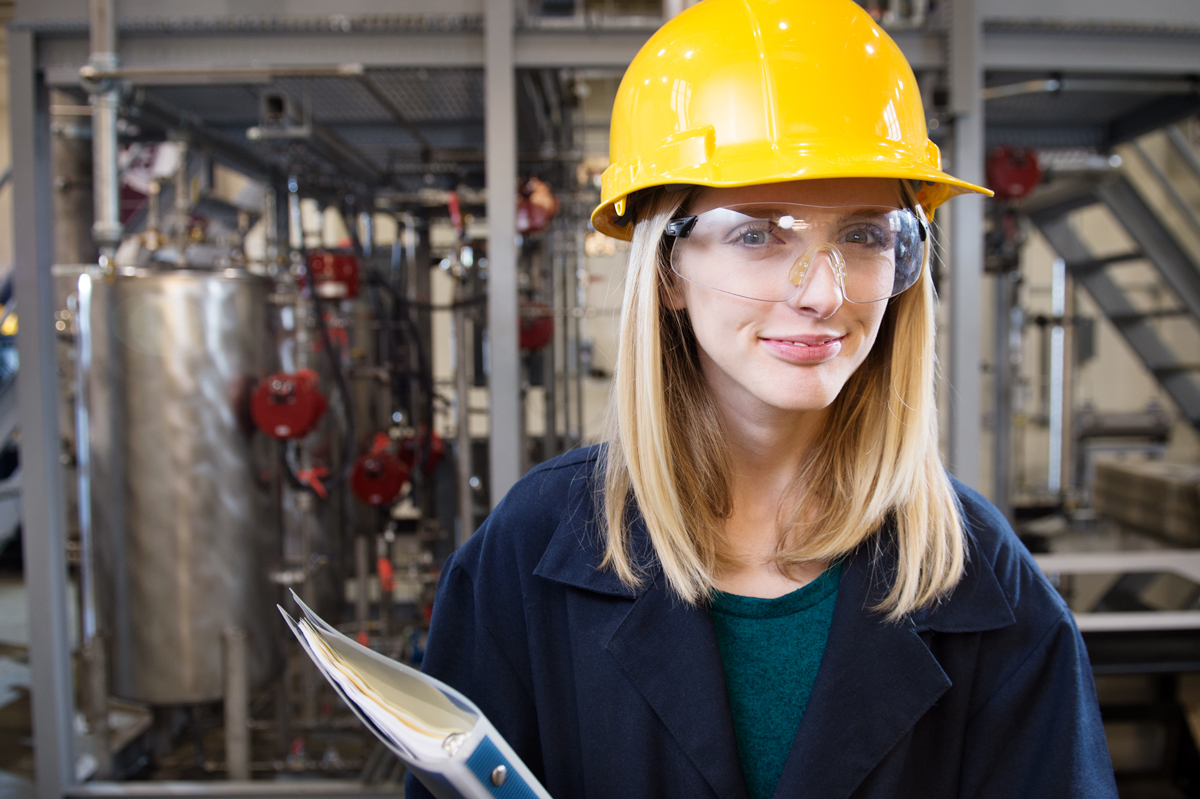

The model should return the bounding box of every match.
[404,550,543,799]
[957,609,1117,798]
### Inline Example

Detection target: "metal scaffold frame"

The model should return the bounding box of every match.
[11,0,1200,795]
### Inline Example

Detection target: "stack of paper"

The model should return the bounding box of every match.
[279,592,552,799]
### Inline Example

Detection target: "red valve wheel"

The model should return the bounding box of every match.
[351,451,410,507]
[251,369,328,440]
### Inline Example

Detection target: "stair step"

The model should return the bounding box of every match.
[1152,363,1200,375]
[1107,307,1191,323]
[1066,251,1144,274]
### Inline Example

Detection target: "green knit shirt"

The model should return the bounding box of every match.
[709,562,842,799]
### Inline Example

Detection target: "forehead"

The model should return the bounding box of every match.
[689,178,902,215]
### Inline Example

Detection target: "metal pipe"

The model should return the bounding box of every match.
[454,275,474,543]
[174,140,191,257]
[88,0,121,259]
[1048,258,1067,496]
[980,77,1200,102]
[223,627,250,781]
[376,535,392,638]
[287,176,304,253]
[79,63,364,85]
[359,211,375,259]
[542,232,558,461]
[992,271,1015,522]
[74,273,113,773]
[89,91,121,257]
[354,535,369,636]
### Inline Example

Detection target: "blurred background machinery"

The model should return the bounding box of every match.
[2,0,1200,797]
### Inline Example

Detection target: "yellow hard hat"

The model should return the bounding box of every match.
[591,0,992,240]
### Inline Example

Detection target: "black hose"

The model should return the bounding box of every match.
[277,247,358,498]
[311,288,357,490]
[363,269,438,471]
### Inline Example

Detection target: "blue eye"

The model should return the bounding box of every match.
[843,228,874,245]
[738,228,771,246]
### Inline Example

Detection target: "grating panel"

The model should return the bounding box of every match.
[987,91,1154,128]
[272,77,393,124]
[366,69,485,122]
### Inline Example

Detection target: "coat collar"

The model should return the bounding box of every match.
[533,462,1016,799]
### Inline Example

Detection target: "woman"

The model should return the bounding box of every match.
[407,1,1116,796]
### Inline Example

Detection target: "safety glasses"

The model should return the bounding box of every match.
[665,203,927,304]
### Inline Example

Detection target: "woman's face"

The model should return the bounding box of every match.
[666,178,900,424]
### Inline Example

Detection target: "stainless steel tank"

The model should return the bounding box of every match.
[95,269,280,705]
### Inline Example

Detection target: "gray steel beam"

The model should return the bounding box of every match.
[947,0,986,492]
[486,0,522,507]
[983,30,1200,73]
[11,29,79,798]
[27,22,1200,75]
[38,28,948,77]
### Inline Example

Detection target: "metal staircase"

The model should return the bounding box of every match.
[1027,124,1200,432]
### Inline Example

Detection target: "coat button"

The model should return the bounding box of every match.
[491,765,508,786]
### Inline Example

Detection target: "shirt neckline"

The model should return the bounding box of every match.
[709,561,844,619]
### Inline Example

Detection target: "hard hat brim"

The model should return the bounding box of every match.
[590,168,992,242]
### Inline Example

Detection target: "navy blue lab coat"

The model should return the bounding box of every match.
[405,445,1117,798]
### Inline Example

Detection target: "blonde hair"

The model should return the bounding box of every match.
[601,186,966,620]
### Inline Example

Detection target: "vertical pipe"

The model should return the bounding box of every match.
[486,0,522,506]
[991,272,1014,522]
[223,627,250,781]
[89,0,121,260]
[455,277,474,543]
[1048,258,1066,496]
[174,140,191,257]
[571,230,586,445]
[376,534,392,638]
[355,535,370,636]
[542,232,558,460]
[558,249,571,448]
[75,272,113,777]
[359,211,375,259]
[947,0,985,491]
[12,29,78,797]
[1061,278,1076,493]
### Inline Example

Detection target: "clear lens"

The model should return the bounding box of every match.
[668,203,925,304]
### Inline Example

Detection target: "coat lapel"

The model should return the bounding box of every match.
[605,572,751,799]
[772,551,952,798]
[534,474,749,799]
[774,536,1016,799]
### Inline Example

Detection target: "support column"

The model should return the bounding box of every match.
[947,0,985,491]
[11,29,78,798]
[485,0,522,508]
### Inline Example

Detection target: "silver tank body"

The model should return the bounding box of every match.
[94,269,279,705]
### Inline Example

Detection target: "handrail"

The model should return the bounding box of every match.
[1130,138,1200,247]
[1166,124,1200,182]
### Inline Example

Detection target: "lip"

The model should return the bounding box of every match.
[759,334,843,363]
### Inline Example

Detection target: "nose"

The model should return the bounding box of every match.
[786,245,845,319]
